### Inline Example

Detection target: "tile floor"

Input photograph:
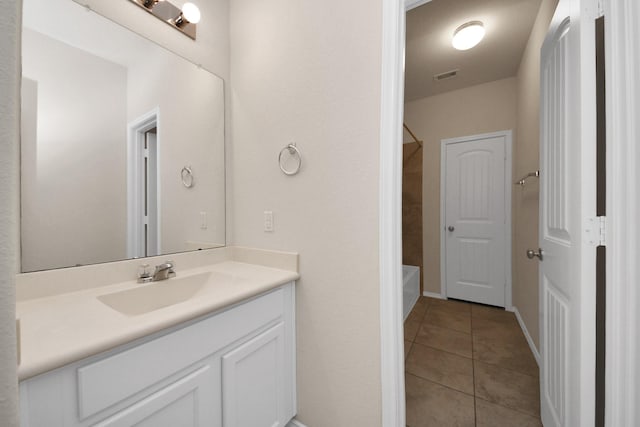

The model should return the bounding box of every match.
[404,297,542,427]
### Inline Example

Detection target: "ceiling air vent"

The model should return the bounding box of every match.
[433,69,459,81]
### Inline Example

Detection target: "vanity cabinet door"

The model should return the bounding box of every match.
[20,357,221,427]
[221,322,288,427]
[94,364,218,427]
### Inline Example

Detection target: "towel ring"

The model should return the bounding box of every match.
[279,143,302,176]
[181,166,194,188]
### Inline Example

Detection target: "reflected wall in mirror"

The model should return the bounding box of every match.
[21,0,225,273]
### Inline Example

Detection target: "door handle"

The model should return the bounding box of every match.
[447,226,455,232]
[526,248,543,261]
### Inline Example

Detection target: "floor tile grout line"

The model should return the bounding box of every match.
[404,372,476,398]
[474,396,544,421]
[472,358,540,380]
[405,303,429,326]
[409,340,473,360]
[405,340,414,360]
[420,320,472,335]
[419,316,472,335]
[415,321,473,336]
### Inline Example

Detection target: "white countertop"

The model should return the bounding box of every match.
[17,261,299,381]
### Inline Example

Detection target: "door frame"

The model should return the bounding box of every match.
[439,130,513,309]
[379,0,436,425]
[604,0,640,425]
[378,0,408,425]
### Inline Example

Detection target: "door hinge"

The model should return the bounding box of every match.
[585,216,607,246]
[597,0,605,17]
[587,0,605,19]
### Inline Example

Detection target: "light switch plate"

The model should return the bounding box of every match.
[200,211,207,229]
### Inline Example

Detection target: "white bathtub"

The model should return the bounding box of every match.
[403,265,420,320]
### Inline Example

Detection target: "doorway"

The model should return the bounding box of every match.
[389,0,602,425]
[398,0,549,425]
[381,1,640,426]
[127,109,161,259]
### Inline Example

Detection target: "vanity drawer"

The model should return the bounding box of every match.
[76,288,284,420]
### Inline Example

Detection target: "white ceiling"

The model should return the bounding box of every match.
[405,0,542,102]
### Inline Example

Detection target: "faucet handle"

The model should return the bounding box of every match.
[166,261,176,278]
[137,264,152,283]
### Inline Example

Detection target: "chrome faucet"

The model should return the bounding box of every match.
[152,261,176,281]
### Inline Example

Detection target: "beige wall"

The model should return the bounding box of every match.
[229,0,383,425]
[513,0,559,351]
[404,77,518,294]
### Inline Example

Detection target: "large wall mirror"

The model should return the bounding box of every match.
[21,0,225,272]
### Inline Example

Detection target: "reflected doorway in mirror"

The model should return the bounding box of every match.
[128,109,161,259]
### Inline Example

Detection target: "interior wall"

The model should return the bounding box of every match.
[0,0,20,424]
[513,0,559,351]
[403,77,518,295]
[21,29,128,271]
[229,0,383,425]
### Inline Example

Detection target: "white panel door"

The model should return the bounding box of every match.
[539,0,597,426]
[443,133,508,307]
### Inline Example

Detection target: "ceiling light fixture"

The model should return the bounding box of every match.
[452,21,485,51]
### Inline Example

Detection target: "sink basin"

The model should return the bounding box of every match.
[98,272,214,316]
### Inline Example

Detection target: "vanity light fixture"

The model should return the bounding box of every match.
[452,21,485,51]
[129,0,201,40]
[176,2,201,26]
[141,0,164,9]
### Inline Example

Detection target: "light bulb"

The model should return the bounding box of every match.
[452,21,485,51]
[143,0,163,8]
[181,2,201,24]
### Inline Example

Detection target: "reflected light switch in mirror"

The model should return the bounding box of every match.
[264,211,274,232]
[200,211,207,229]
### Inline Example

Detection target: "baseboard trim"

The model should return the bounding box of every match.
[422,291,445,299]
[511,306,541,366]
[287,419,307,427]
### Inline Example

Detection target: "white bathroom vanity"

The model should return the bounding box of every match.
[17,248,299,427]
